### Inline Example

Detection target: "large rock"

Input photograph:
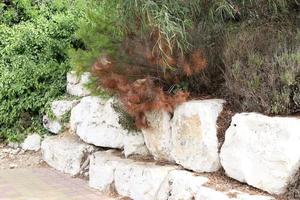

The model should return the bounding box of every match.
[171,99,225,172]
[70,96,122,148]
[89,150,176,200]
[41,135,95,176]
[89,150,132,192]
[89,151,273,200]
[141,99,225,169]
[43,116,62,134]
[123,133,150,157]
[155,170,273,200]
[195,187,232,200]
[21,134,41,151]
[71,96,149,157]
[156,170,273,200]
[51,99,79,119]
[156,170,209,200]
[220,113,300,195]
[67,71,91,97]
[43,99,79,134]
[160,183,273,200]
[114,161,176,200]
[141,110,173,161]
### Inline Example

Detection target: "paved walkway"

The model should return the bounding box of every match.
[0,168,115,200]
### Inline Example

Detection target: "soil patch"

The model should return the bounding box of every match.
[0,143,46,170]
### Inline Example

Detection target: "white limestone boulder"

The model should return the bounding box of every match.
[67,71,91,97]
[41,135,95,176]
[42,115,62,134]
[114,160,176,200]
[195,187,231,200]
[156,170,209,200]
[89,150,176,200]
[171,99,225,172]
[123,133,150,157]
[88,151,274,200]
[89,150,132,192]
[141,110,174,161]
[43,99,79,134]
[51,99,79,119]
[22,134,41,151]
[70,96,106,136]
[71,96,149,157]
[155,169,273,200]
[220,113,300,195]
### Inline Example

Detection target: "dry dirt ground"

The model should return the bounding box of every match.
[0,143,45,170]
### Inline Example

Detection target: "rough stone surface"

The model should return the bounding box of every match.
[7,142,19,149]
[43,115,62,134]
[156,170,209,200]
[123,133,150,157]
[88,150,274,200]
[67,71,91,97]
[41,134,95,176]
[195,187,231,200]
[142,110,173,161]
[89,150,132,192]
[114,161,175,200]
[220,112,300,195]
[22,134,41,151]
[156,169,274,200]
[71,96,148,157]
[51,99,79,119]
[70,96,123,148]
[171,99,225,173]
[43,99,79,134]
[89,150,176,200]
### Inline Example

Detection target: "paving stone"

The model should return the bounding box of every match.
[0,168,115,200]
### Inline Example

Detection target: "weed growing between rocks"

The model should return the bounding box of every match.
[112,101,140,133]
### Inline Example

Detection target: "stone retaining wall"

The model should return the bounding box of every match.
[40,71,300,199]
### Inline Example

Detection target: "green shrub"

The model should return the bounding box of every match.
[223,20,300,115]
[0,0,86,142]
[69,0,122,74]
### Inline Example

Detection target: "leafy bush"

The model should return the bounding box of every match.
[69,0,122,74]
[0,0,86,141]
[223,20,300,115]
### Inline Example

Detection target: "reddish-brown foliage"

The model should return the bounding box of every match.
[92,35,207,128]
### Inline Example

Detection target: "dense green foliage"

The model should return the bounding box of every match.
[0,0,86,141]
[70,0,122,74]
